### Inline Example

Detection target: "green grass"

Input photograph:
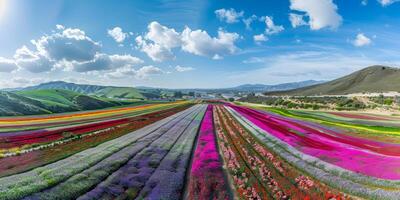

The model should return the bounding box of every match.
[17,89,81,107]
[0,89,165,116]
[93,87,146,99]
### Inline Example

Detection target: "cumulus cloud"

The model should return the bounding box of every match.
[253,34,268,44]
[215,8,244,23]
[353,33,371,47]
[242,14,257,30]
[32,27,101,62]
[261,16,284,35]
[107,27,128,43]
[109,54,143,66]
[378,0,400,6]
[56,24,65,30]
[0,57,17,72]
[105,65,163,80]
[135,21,181,62]
[289,0,342,30]
[105,66,137,79]
[136,21,240,61]
[136,36,175,62]
[175,65,195,72]
[136,65,163,79]
[14,46,52,73]
[0,25,149,78]
[181,27,239,59]
[58,53,143,72]
[289,13,307,28]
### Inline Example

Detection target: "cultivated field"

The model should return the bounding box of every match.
[0,102,399,199]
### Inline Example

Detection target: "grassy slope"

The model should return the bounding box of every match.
[0,91,51,116]
[21,81,161,100]
[267,65,400,96]
[0,89,153,116]
[93,87,145,99]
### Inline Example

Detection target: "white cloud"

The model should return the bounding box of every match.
[58,53,143,72]
[289,13,307,28]
[181,27,239,59]
[0,57,17,72]
[253,34,268,44]
[136,36,175,62]
[215,8,244,23]
[135,65,163,79]
[135,21,181,62]
[175,65,195,72]
[289,0,342,30]
[14,46,52,73]
[56,24,65,30]
[145,22,181,48]
[136,21,240,61]
[109,54,143,66]
[105,66,137,79]
[262,16,284,35]
[353,33,372,47]
[107,27,128,43]
[378,0,400,6]
[0,25,146,76]
[32,27,101,62]
[105,65,163,80]
[242,14,257,30]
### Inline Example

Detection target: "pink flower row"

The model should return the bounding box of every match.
[230,105,400,180]
[187,105,230,199]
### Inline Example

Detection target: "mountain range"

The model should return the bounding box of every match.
[0,79,322,116]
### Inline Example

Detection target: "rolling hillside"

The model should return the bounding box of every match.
[17,81,161,100]
[0,89,136,116]
[265,66,400,96]
[0,91,52,116]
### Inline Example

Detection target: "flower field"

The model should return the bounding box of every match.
[0,102,399,199]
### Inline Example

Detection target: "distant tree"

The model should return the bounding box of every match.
[188,92,195,97]
[228,97,235,102]
[174,91,183,98]
[384,98,393,105]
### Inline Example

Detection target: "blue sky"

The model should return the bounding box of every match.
[0,0,399,89]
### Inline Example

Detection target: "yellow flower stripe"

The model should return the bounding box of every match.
[0,101,186,126]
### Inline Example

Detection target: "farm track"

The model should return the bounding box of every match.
[22,105,206,200]
[0,105,203,200]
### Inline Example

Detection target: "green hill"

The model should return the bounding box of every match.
[93,87,146,99]
[265,66,400,96]
[0,89,137,116]
[19,81,161,100]
[0,91,52,116]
